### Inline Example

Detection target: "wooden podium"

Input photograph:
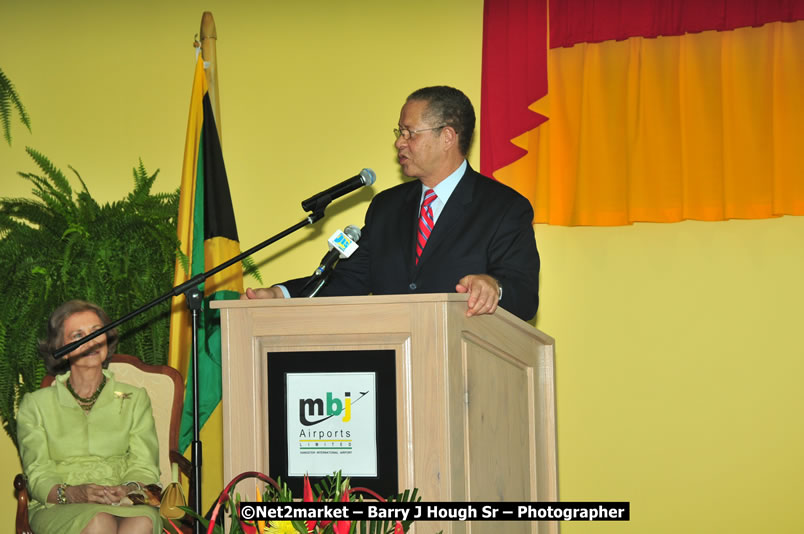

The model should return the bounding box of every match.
[213,294,558,533]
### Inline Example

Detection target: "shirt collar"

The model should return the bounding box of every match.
[421,159,467,203]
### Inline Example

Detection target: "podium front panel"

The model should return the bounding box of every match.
[214,294,557,534]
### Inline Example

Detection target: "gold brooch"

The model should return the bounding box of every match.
[114,391,132,413]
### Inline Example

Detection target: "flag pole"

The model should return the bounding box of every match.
[200,12,222,143]
[187,288,203,534]
[190,12,218,532]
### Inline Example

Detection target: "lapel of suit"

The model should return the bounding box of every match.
[400,182,422,275]
[414,167,475,270]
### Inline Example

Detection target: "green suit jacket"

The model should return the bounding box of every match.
[17,370,160,509]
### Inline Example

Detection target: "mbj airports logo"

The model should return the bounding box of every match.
[299,391,369,426]
[297,390,370,453]
[287,373,378,476]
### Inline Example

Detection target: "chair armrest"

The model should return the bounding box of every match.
[14,473,34,534]
[169,449,192,478]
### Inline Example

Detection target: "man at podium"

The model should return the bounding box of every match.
[243,86,540,322]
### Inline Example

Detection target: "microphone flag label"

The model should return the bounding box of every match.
[286,372,378,477]
[328,229,359,258]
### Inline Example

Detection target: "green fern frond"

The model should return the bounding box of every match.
[0,90,11,145]
[0,67,32,145]
[17,165,76,225]
[16,171,52,196]
[69,165,94,199]
[176,248,190,276]
[241,256,263,284]
[25,147,72,198]
[134,159,155,190]
[135,158,148,181]
[0,197,66,237]
[150,188,180,205]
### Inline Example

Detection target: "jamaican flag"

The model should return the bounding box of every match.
[169,55,243,451]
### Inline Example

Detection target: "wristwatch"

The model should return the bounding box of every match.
[496,280,503,302]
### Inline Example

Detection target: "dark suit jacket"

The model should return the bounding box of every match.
[287,165,540,321]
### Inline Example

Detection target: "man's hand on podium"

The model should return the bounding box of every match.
[456,274,501,318]
[241,287,283,300]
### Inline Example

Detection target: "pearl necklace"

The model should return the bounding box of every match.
[66,375,107,412]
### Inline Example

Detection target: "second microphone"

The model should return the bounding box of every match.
[300,225,362,297]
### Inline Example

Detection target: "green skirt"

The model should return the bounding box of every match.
[30,502,162,534]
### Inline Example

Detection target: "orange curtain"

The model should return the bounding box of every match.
[482,1,804,226]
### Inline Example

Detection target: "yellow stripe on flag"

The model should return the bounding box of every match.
[168,57,208,378]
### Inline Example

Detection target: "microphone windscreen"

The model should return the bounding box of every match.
[359,168,376,186]
[344,224,362,242]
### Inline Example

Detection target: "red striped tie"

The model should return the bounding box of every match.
[416,189,437,265]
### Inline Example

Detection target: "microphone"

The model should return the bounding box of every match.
[301,169,376,213]
[300,225,362,297]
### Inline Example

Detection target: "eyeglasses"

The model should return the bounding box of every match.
[393,125,447,140]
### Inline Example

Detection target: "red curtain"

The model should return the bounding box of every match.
[480,0,549,178]
[550,0,804,47]
[481,0,804,225]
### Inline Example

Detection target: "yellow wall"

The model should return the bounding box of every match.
[1,1,802,533]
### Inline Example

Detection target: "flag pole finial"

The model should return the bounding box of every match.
[200,12,222,143]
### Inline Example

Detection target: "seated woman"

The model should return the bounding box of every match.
[17,300,162,534]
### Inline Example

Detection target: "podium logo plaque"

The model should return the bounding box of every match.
[267,350,399,496]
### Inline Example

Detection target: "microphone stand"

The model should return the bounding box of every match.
[302,276,329,298]
[54,208,327,533]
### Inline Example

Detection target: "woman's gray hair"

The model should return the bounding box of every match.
[39,300,118,375]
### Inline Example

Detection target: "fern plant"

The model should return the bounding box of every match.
[0,66,32,145]
[0,148,181,446]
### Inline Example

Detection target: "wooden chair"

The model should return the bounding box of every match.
[14,354,192,534]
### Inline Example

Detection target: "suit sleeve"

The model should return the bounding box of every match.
[284,200,378,298]
[122,388,161,485]
[486,194,540,321]
[17,393,61,504]
[317,219,373,297]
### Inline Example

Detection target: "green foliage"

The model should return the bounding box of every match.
[0,66,32,145]
[176,471,424,534]
[0,148,180,446]
[270,473,422,534]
